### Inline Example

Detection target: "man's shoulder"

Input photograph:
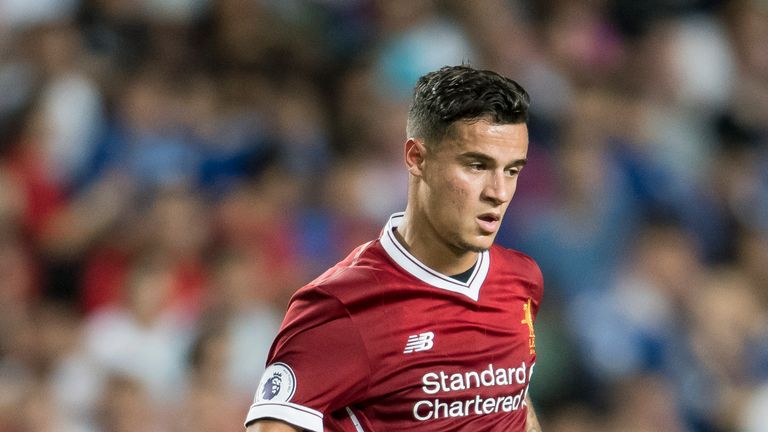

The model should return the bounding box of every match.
[295,239,399,300]
[490,244,540,269]
[490,244,544,287]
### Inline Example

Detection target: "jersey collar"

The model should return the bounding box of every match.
[379,212,489,301]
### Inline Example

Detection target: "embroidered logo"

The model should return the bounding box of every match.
[256,363,296,402]
[404,331,435,353]
[521,298,536,355]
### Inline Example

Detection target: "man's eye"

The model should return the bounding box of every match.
[468,163,484,170]
[507,168,521,176]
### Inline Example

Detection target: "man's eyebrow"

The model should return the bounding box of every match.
[459,152,491,161]
[459,152,528,167]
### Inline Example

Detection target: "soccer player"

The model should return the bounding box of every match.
[245,65,544,431]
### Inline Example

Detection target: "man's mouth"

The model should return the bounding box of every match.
[477,213,501,233]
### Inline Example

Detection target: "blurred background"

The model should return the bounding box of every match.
[0,0,767,430]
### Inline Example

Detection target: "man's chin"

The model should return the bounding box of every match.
[448,231,496,254]
[465,245,490,253]
[457,238,493,253]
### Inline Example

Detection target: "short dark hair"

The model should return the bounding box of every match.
[406,65,530,146]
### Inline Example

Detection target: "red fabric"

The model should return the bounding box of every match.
[251,237,543,431]
[81,247,131,314]
[171,259,207,316]
[4,143,65,239]
[82,249,207,316]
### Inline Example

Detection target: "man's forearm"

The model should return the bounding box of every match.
[246,419,301,432]
[525,394,542,432]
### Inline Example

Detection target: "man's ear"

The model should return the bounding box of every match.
[404,138,427,177]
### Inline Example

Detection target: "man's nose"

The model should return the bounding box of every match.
[482,171,512,204]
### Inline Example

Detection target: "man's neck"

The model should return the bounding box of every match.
[393,211,479,277]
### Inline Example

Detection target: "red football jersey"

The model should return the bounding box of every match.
[245,213,543,431]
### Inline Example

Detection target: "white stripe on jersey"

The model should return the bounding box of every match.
[380,212,489,301]
[345,407,365,432]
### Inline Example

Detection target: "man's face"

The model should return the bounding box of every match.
[418,119,528,253]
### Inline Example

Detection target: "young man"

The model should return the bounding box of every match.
[245,65,543,431]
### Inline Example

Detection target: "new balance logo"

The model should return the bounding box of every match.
[404,331,435,354]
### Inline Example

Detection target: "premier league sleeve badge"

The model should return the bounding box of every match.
[256,362,297,402]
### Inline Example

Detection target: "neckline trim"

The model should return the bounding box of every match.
[379,212,489,301]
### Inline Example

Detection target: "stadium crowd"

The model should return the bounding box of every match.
[0,0,766,431]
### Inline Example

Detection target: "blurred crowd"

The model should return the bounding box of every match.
[0,0,766,431]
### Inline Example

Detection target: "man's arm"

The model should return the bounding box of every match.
[246,419,301,432]
[525,394,542,432]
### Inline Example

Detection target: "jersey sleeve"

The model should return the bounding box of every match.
[528,258,544,320]
[244,287,371,431]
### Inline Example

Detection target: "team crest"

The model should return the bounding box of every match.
[256,363,296,402]
[521,298,536,355]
